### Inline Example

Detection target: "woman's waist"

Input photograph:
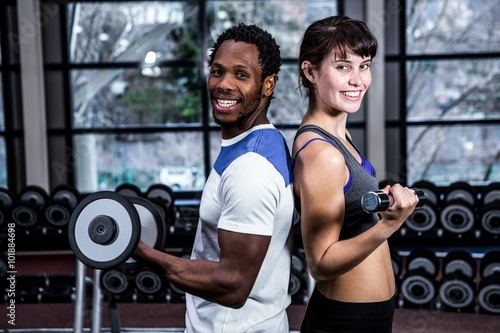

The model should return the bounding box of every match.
[317,247,395,302]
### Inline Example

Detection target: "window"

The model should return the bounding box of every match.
[0,1,21,189]
[385,0,500,186]
[46,0,338,193]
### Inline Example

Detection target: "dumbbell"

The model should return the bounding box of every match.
[400,249,439,309]
[438,250,477,312]
[478,250,500,314]
[100,269,133,299]
[11,185,49,230]
[135,268,167,303]
[44,185,81,229]
[68,191,166,270]
[361,188,426,214]
[405,181,440,235]
[0,187,15,230]
[440,182,477,236]
[41,274,76,303]
[479,183,500,237]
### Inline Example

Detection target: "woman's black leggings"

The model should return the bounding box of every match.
[301,287,396,333]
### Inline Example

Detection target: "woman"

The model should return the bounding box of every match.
[292,16,419,333]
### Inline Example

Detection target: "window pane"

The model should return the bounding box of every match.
[406,0,500,55]
[407,124,500,186]
[74,132,205,193]
[68,1,200,63]
[407,59,500,121]
[0,137,6,187]
[267,64,306,124]
[207,0,338,58]
[0,79,3,130]
[71,67,202,128]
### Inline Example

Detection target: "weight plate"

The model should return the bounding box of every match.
[406,205,437,232]
[44,200,72,228]
[19,185,49,209]
[445,260,474,279]
[481,183,500,205]
[440,202,475,234]
[411,181,440,205]
[289,273,303,295]
[11,202,40,228]
[439,278,475,308]
[478,283,500,314]
[101,269,130,294]
[0,188,15,208]
[122,196,166,267]
[68,191,141,270]
[444,182,476,205]
[480,204,500,235]
[116,183,143,197]
[401,275,436,305]
[481,251,500,278]
[146,184,175,209]
[135,270,163,294]
[51,185,80,209]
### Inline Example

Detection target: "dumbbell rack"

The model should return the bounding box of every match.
[387,181,500,315]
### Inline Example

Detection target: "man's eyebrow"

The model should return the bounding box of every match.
[211,62,250,70]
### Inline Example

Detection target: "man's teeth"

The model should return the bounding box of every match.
[217,99,237,108]
[342,91,360,97]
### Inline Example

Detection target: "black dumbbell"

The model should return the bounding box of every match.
[361,188,426,214]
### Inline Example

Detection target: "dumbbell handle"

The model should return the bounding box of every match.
[361,188,426,214]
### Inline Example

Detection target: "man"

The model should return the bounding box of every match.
[134,23,294,332]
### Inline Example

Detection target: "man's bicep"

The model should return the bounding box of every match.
[218,229,271,287]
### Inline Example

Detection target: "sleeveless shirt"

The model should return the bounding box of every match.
[292,124,380,240]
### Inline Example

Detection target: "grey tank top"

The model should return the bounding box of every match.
[292,124,380,240]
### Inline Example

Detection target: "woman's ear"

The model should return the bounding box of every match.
[262,74,277,97]
[301,61,316,84]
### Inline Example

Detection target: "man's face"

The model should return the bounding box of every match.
[208,40,271,138]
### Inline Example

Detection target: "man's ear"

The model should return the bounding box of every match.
[301,61,316,83]
[262,74,277,97]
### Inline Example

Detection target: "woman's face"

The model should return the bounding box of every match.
[311,51,372,115]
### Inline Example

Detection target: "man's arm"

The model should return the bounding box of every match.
[133,229,271,308]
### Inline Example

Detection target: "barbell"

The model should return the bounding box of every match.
[361,188,426,214]
[68,191,166,270]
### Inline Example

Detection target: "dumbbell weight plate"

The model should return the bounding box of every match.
[116,183,143,197]
[482,183,500,205]
[135,269,163,294]
[439,200,476,234]
[444,182,476,206]
[0,188,15,208]
[19,185,49,209]
[68,191,141,270]
[122,196,166,268]
[51,185,80,209]
[439,278,476,309]
[145,184,175,209]
[44,200,72,228]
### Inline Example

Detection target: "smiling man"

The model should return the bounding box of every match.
[133,23,294,333]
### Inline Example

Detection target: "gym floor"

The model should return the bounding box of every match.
[4,302,500,332]
[3,251,499,333]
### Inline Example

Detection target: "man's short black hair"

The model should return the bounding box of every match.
[209,23,282,81]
